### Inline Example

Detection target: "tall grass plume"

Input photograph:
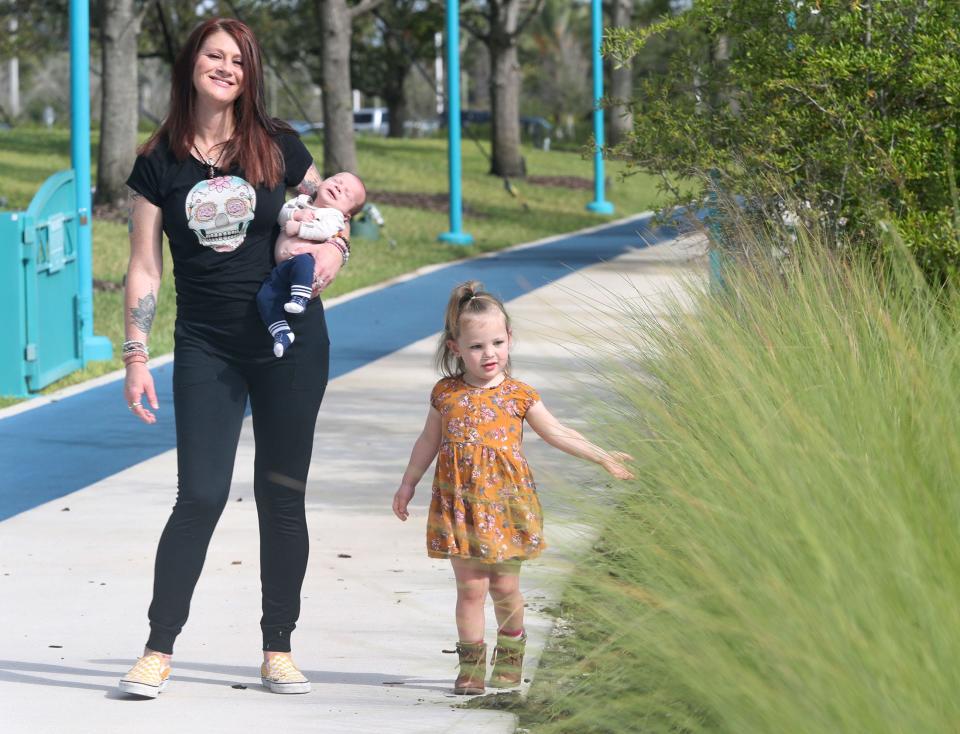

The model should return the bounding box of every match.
[526,219,960,733]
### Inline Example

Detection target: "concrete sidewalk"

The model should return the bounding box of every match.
[0,220,706,733]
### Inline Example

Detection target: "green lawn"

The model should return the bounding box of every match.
[0,125,665,403]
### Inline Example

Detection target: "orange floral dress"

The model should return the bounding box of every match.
[426,376,546,563]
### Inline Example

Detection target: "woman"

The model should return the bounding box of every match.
[118,18,346,698]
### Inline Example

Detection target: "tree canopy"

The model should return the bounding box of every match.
[607,0,960,279]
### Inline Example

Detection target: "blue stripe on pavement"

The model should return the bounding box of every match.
[0,214,677,521]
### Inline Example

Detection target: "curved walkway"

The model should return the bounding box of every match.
[0,214,705,733]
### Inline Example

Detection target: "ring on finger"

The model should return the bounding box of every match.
[129,401,142,410]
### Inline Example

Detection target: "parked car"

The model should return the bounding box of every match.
[460,109,491,125]
[520,115,552,137]
[285,119,324,135]
[443,110,552,134]
[439,110,552,146]
[353,107,389,135]
[404,118,441,136]
[289,110,439,138]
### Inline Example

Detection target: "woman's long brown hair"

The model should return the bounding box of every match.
[139,17,294,189]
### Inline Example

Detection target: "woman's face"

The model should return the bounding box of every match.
[192,30,244,108]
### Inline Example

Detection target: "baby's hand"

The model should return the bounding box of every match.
[601,451,635,480]
[392,485,415,521]
[292,208,317,222]
[284,219,301,237]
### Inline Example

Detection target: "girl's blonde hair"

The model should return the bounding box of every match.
[435,280,512,377]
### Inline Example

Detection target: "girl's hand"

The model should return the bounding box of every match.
[124,363,159,425]
[393,485,415,521]
[601,451,634,480]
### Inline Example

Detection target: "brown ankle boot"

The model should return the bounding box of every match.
[453,641,486,695]
[489,631,526,688]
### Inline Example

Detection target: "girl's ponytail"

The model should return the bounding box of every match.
[435,280,512,377]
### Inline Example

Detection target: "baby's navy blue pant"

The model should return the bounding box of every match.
[256,253,315,335]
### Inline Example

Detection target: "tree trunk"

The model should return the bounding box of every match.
[384,61,409,138]
[95,0,141,207]
[385,95,407,138]
[608,0,634,147]
[488,9,524,178]
[318,0,358,175]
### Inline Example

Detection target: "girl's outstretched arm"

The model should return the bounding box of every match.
[393,407,443,520]
[525,401,634,480]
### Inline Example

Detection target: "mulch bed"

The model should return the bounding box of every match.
[366,190,488,218]
[93,203,127,224]
[93,278,123,292]
[526,175,593,190]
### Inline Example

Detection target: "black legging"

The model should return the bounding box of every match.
[146,302,329,654]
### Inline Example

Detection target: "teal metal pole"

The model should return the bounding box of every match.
[587,0,614,215]
[71,0,112,362]
[438,0,473,245]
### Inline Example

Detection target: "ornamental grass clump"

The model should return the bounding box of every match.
[529,222,960,733]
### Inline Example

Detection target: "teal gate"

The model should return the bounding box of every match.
[0,171,87,396]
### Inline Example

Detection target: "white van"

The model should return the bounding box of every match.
[353,108,389,135]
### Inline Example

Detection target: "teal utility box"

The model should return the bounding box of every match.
[351,215,380,241]
[0,171,87,396]
[351,203,381,241]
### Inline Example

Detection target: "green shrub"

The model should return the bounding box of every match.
[524,224,960,732]
[606,0,960,281]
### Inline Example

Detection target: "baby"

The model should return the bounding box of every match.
[257,171,366,357]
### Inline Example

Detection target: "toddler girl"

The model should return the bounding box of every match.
[392,280,633,695]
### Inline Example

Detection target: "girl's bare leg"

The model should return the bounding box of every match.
[488,563,524,633]
[451,558,490,642]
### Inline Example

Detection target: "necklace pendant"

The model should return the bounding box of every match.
[206,158,215,179]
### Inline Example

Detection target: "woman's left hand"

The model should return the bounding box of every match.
[302,242,343,296]
[282,239,342,296]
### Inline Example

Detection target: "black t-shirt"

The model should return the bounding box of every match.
[126,131,312,320]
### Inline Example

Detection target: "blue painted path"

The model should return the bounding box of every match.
[0,214,677,521]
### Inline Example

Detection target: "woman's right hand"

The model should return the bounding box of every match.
[124,363,159,425]
[124,189,163,426]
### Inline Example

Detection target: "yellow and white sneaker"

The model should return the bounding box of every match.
[118,654,171,698]
[261,654,311,694]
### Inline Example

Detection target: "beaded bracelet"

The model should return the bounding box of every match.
[122,340,150,357]
[334,230,351,249]
[326,236,350,265]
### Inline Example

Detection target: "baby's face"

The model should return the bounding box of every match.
[315,172,365,217]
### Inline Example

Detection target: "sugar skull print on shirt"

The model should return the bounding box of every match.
[184,176,257,253]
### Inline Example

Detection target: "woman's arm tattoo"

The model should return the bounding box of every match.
[127,187,142,234]
[297,164,323,198]
[130,291,157,335]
